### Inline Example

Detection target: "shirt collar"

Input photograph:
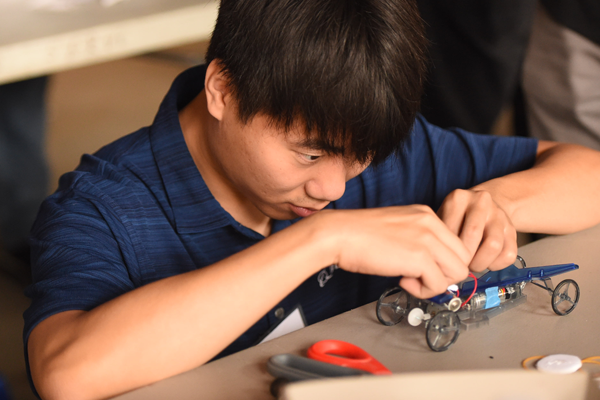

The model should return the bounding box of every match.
[149,65,233,234]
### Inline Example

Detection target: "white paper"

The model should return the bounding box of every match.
[259,307,306,344]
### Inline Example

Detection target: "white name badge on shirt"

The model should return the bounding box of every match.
[258,305,307,344]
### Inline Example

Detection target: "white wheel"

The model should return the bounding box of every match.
[407,308,425,327]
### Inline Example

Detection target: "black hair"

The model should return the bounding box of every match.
[206,0,428,166]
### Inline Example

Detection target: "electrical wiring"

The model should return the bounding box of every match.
[461,272,478,308]
[521,355,545,370]
[583,356,600,366]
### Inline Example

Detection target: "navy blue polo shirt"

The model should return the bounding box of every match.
[24,65,538,364]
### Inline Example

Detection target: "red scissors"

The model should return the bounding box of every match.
[306,339,391,375]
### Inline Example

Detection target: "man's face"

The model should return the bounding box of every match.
[207,108,370,221]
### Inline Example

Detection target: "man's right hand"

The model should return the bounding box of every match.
[310,206,472,299]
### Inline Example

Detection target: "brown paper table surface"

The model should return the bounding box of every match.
[113,224,600,400]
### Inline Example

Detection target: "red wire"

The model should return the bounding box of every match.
[461,272,478,308]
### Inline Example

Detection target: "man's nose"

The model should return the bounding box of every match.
[304,159,347,202]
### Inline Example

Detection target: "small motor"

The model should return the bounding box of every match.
[467,282,524,311]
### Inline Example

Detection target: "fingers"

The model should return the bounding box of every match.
[465,194,518,272]
[469,225,518,272]
[332,206,470,299]
[388,206,470,286]
[418,229,470,285]
[411,205,472,266]
[400,277,444,299]
[437,192,467,236]
[397,239,469,297]
[387,208,471,297]
[439,189,518,272]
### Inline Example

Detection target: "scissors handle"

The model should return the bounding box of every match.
[307,340,391,375]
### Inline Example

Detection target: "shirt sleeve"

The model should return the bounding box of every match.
[343,114,539,210]
[23,173,140,347]
[417,115,539,208]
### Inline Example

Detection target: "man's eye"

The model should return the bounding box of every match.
[302,154,321,161]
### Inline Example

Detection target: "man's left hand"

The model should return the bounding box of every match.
[437,189,517,272]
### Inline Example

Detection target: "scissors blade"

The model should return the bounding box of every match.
[267,353,370,382]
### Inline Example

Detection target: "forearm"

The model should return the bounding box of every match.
[474,142,600,234]
[29,216,333,400]
[30,204,474,400]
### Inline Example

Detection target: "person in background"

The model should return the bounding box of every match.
[0,76,49,286]
[523,1,600,150]
[416,0,536,134]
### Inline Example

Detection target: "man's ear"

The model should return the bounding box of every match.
[204,60,230,121]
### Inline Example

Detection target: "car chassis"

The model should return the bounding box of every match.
[375,257,580,352]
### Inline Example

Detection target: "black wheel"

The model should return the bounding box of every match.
[552,279,580,316]
[426,310,460,352]
[376,287,410,326]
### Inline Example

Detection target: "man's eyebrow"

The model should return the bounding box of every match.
[292,138,321,149]
[292,137,345,154]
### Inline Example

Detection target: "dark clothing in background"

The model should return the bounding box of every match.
[0,77,49,260]
[417,0,536,133]
[542,0,600,45]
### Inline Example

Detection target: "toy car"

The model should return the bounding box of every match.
[375,256,580,352]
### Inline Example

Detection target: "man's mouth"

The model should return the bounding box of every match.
[289,204,321,218]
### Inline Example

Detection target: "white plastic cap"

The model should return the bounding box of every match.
[407,308,425,327]
[536,354,582,374]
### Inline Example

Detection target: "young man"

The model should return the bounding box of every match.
[24,1,600,399]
